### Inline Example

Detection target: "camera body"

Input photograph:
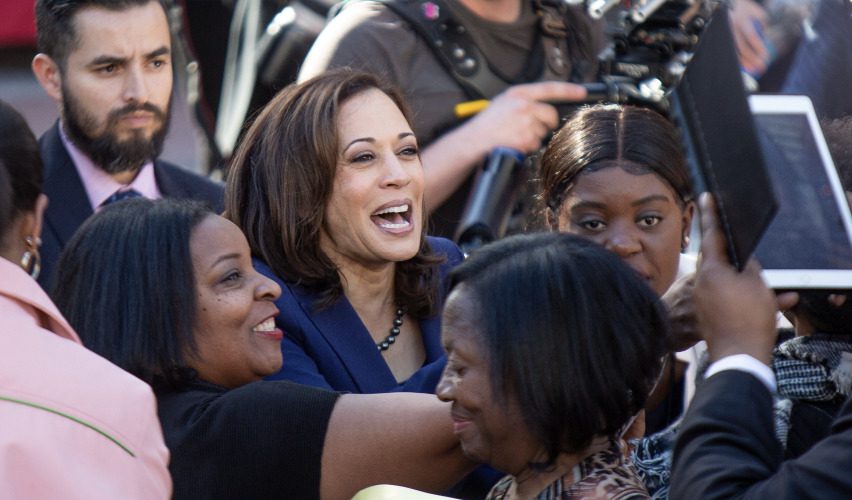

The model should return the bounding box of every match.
[581,0,716,108]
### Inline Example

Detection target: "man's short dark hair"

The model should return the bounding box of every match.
[448,232,670,467]
[35,0,164,68]
[795,291,852,336]
[820,115,852,193]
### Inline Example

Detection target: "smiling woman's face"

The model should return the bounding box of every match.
[436,286,541,475]
[555,166,694,296]
[319,88,424,269]
[188,215,284,389]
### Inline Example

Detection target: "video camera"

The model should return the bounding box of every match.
[455,0,718,254]
[577,0,715,109]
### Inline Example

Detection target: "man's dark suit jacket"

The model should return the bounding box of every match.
[670,369,852,499]
[38,122,225,291]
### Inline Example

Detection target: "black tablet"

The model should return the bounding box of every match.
[669,6,778,270]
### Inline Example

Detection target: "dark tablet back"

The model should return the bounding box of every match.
[670,6,777,270]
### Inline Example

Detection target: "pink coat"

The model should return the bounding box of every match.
[0,257,171,498]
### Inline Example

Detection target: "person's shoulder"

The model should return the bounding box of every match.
[426,235,459,254]
[155,160,223,191]
[426,236,463,263]
[206,381,339,424]
[317,0,412,48]
[333,0,404,26]
[154,160,224,209]
[319,0,410,42]
[300,0,420,81]
[37,122,72,178]
[1,321,161,445]
[0,331,169,498]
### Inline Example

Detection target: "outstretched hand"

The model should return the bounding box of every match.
[693,193,781,365]
[465,81,587,155]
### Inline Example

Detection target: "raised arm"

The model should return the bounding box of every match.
[669,193,847,499]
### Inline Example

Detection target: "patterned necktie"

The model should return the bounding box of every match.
[102,188,143,206]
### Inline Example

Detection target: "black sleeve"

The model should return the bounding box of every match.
[671,370,852,499]
[163,381,339,500]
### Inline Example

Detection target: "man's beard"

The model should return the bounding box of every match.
[62,86,171,175]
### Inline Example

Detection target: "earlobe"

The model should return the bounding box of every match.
[32,54,63,102]
[31,194,49,242]
[681,200,696,252]
[682,200,696,230]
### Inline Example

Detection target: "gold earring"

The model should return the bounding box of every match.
[20,236,42,280]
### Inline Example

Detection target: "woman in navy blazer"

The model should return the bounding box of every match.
[225,69,463,394]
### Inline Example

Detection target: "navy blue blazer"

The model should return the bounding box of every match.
[258,236,463,394]
[38,122,224,291]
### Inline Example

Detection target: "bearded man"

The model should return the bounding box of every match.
[31,0,224,290]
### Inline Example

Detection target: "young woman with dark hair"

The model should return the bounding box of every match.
[538,103,701,497]
[53,197,472,499]
[539,103,700,434]
[225,69,463,394]
[540,103,695,298]
[437,232,669,498]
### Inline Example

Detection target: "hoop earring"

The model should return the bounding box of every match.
[20,236,42,280]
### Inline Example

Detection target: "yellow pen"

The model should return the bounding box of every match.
[454,99,490,119]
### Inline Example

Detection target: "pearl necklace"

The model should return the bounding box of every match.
[376,308,405,351]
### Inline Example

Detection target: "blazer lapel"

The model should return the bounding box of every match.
[294,289,398,393]
[39,123,95,247]
[152,161,185,197]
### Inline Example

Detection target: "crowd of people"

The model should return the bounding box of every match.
[1,0,851,499]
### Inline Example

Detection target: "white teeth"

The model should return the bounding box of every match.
[379,221,411,229]
[252,318,275,332]
[374,204,409,216]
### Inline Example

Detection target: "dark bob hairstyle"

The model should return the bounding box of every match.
[540,103,694,224]
[225,68,442,317]
[448,232,670,467]
[0,99,43,217]
[0,161,12,237]
[53,198,211,387]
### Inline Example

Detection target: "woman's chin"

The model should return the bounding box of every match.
[372,236,421,262]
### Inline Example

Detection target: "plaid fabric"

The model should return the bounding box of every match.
[772,333,852,446]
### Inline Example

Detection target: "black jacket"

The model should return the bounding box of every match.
[671,369,852,499]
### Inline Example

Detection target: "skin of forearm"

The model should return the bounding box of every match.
[420,125,492,213]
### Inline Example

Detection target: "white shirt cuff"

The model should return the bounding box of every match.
[705,354,776,393]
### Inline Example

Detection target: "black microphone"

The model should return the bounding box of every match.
[455,147,526,255]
